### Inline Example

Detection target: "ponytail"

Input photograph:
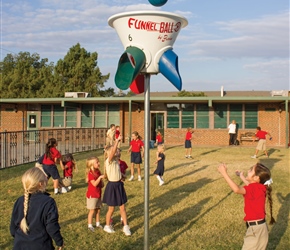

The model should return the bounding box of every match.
[266,185,276,225]
[20,168,47,234]
[20,191,30,234]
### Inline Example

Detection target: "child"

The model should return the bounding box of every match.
[217,163,275,250]
[42,138,63,195]
[10,167,64,250]
[156,131,163,145]
[115,125,121,148]
[59,153,77,191]
[110,148,128,225]
[103,135,131,236]
[154,144,165,186]
[128,131,144,181]
[184,127,193,159]
[105,124,116,149]
[85,156,105,232]
[251,126,272,158]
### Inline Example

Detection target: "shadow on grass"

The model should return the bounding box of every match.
[165,160,199,174]
[153,189,234,250]
[199,148,221,156]
[258,158,282,172]
[166,164,210,185]
[268,192,290,250]
[128,177,213,233]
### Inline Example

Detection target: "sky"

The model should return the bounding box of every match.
[1,0,289,93]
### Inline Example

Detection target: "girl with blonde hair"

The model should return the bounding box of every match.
[10,167,64,250]
[85,157,104,232]
[103,135,131,236]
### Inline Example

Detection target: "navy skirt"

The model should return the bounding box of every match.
[103,181,127,206]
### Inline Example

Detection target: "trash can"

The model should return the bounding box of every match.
[149,140,155,149]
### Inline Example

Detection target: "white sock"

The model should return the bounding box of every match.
[96,222,100,227]
[54,188,58,194]
[156,175,162,182]
[88,224,93,228]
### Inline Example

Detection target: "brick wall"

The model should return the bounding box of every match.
[0,104,26,132]
[1,102,289,147]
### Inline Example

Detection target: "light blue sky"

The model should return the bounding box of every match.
[1,0,289,92]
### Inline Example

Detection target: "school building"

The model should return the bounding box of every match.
[0,90,289,148]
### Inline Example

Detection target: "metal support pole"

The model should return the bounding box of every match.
[144,74,150,250]
[129,100,132,146]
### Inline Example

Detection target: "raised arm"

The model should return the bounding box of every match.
[218,164,246,195]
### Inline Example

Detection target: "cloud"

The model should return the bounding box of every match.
[189,11,289,58]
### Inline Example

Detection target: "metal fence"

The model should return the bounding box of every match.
[0,128,106,169]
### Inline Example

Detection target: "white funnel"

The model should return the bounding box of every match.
[108,11,188,73]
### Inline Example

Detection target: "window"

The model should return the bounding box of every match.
[53,105,64,127]
[167,104,179,128]
[181,104,194,128]
[108,104,120,126]
[196,104,209,128]
[229,104,242,130]
[81,104,93,127]
[94,104,106,128]
[41,105,51,127]
[66,107,77,127]
[245,104,258,129]
[214,104,227,128]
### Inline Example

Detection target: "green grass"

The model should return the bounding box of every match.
[0,146,289,250]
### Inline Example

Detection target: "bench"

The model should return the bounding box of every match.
[239,132,258,144]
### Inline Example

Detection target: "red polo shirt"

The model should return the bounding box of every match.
[42,147,61,165]
[243,183,266,221]
[86,169,102,199]
[185,131,192,140]
[256,130,267,140]
[130,139,144,152]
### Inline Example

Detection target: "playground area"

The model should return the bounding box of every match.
[0,145,289,249]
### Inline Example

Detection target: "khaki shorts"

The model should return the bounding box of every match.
[256,139,266,151]
[60,177,72,187]
[87,197,102,210]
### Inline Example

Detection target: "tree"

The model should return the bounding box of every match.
[173,90,206,97]
[53,43,110,97]
[0,43,112,98]
[0,52,54,98]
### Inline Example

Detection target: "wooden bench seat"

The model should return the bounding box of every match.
[239,132,258,144]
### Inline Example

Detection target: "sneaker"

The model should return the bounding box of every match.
[54,192,61,195]
[185,155,188,158]
[138,176,142,181]
[67,186,72,191]
[123,225,131,236]
[96,224,103,229]
[188,155,193,159]
[251,155,257,159]
[129,176,134,181]
[159,180,165,186]
[61,187,67,193]
[104,225,115,233]
[88,226,95,232]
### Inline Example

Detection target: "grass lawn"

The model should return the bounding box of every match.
[0,145,289,250]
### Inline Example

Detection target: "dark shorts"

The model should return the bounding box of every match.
[185,140,192,148]
[42,164,60,180]
[131,152,142,164]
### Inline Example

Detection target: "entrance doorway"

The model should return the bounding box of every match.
[27,112,39,141]
[151,113,164,142]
